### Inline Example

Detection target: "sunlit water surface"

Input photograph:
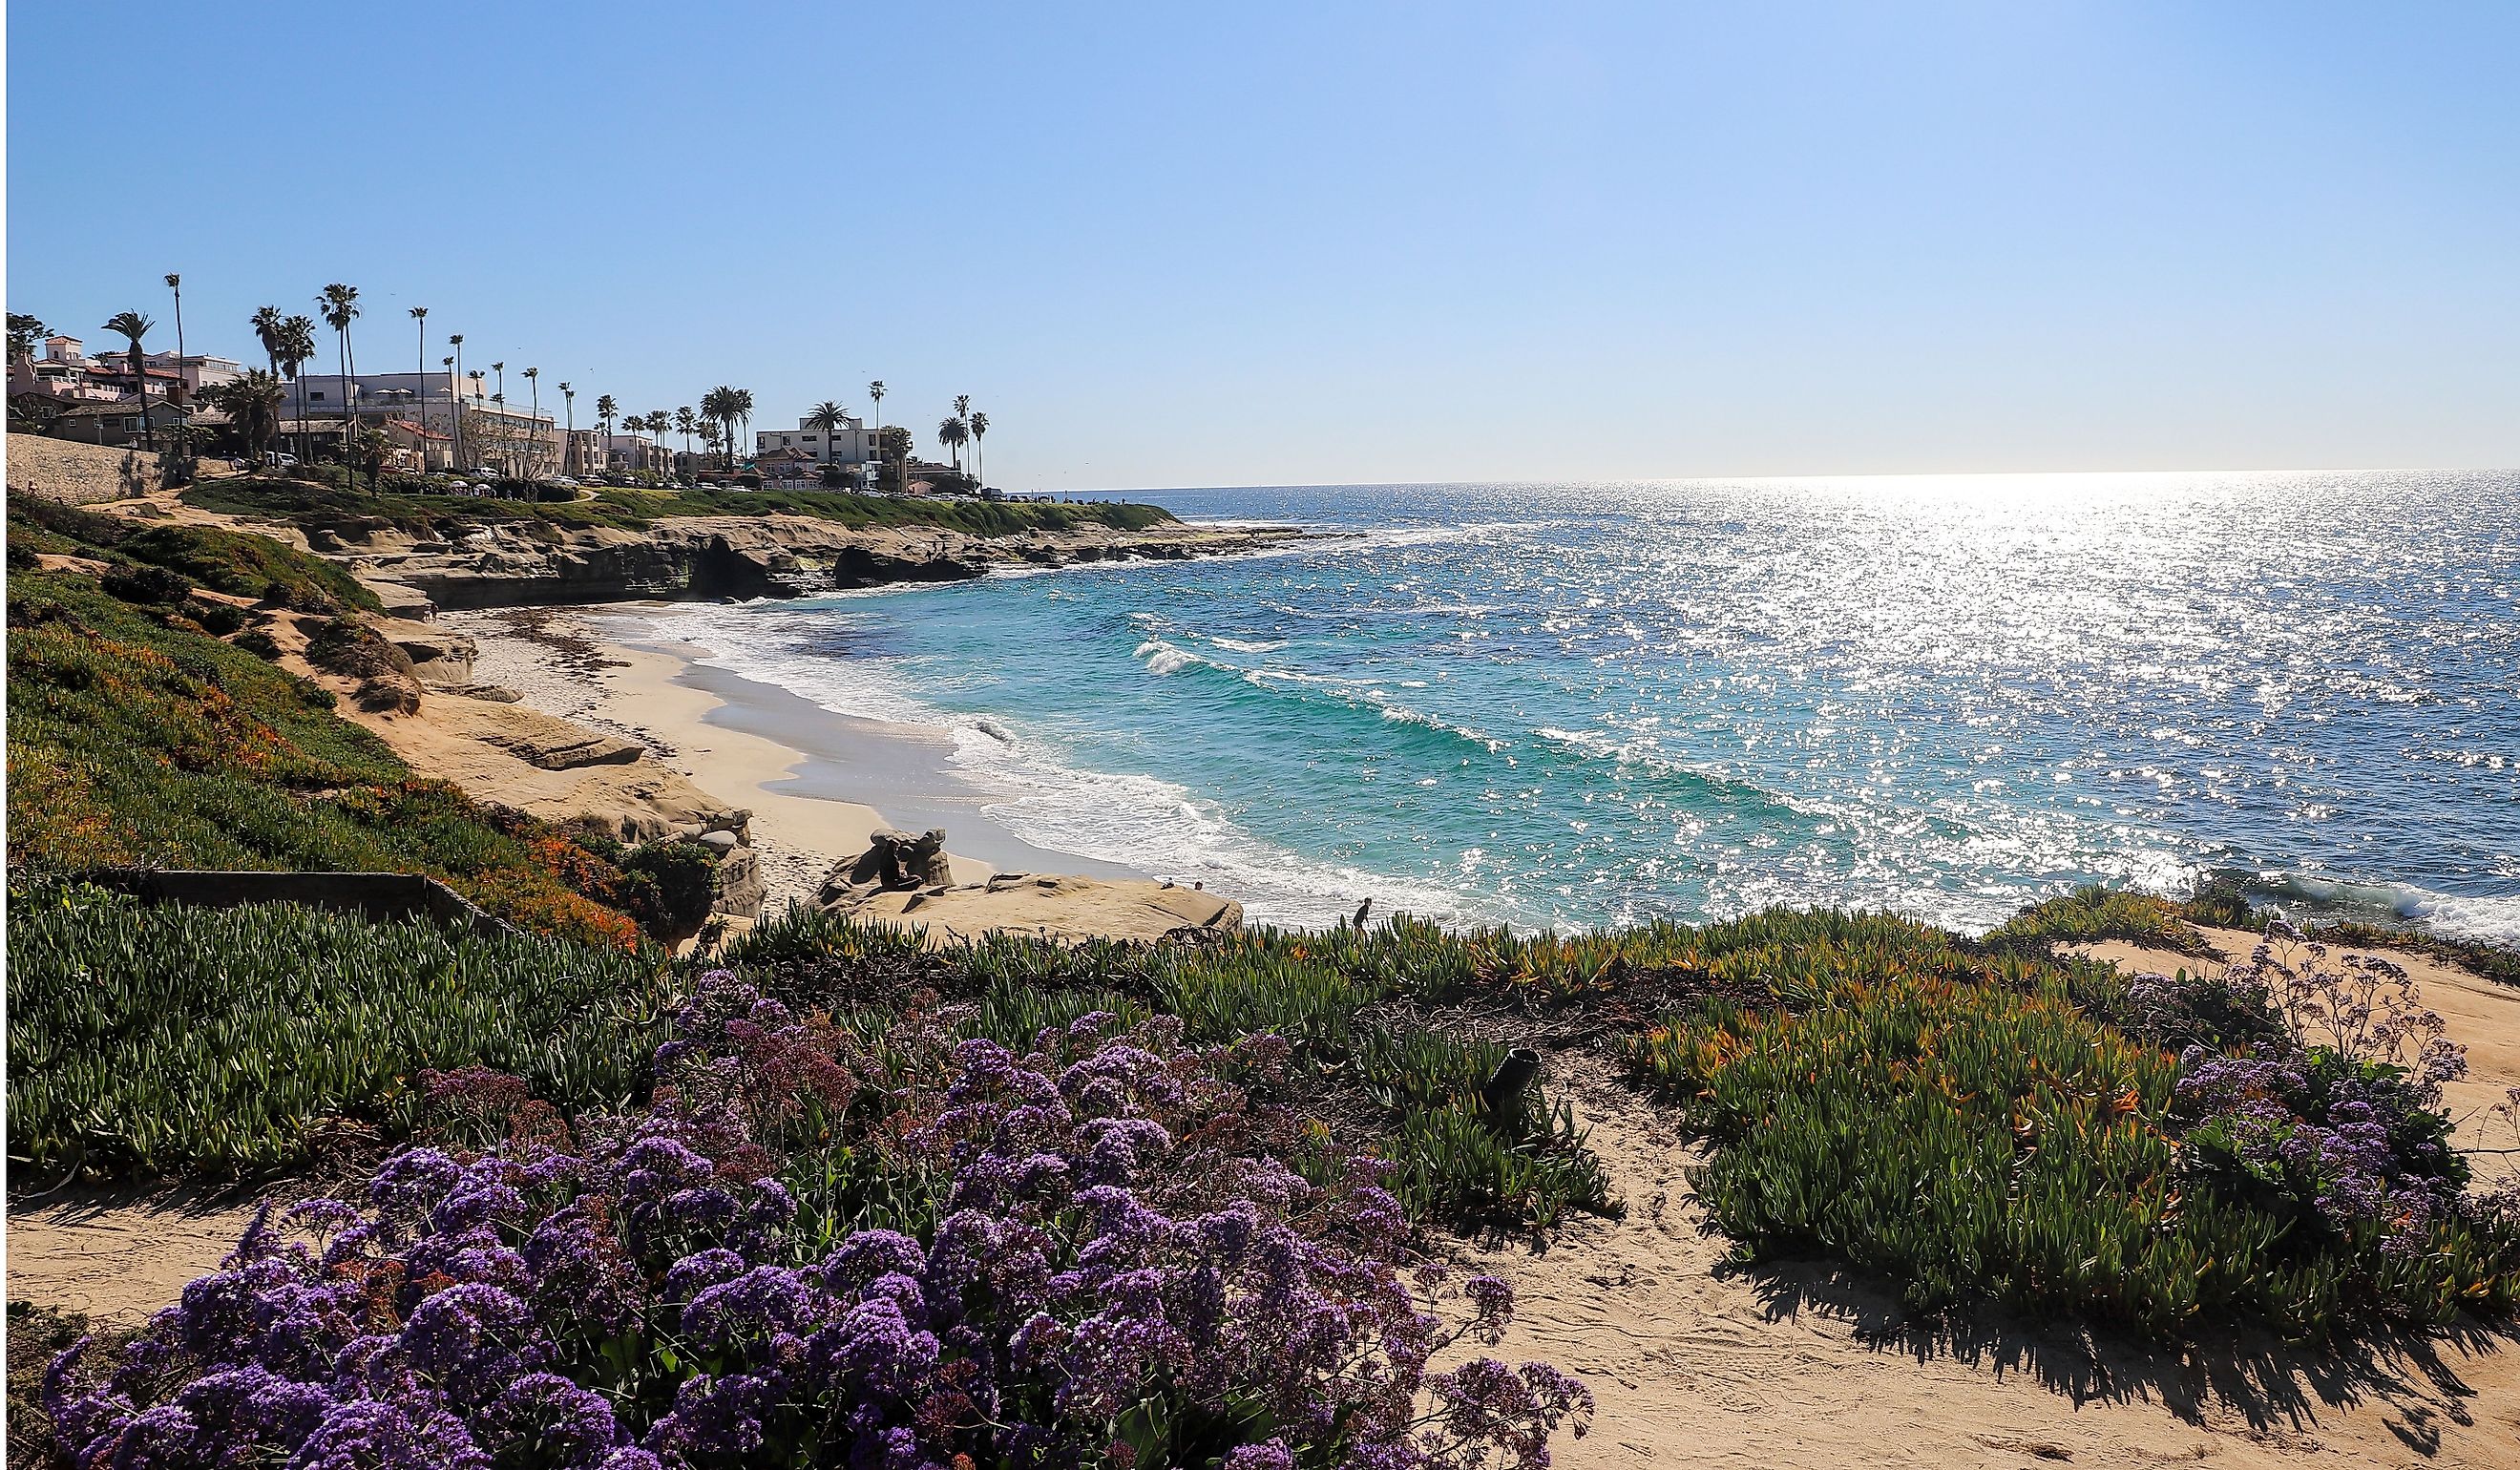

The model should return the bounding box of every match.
[645,472,2519,935]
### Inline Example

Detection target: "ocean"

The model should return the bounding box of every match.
[642,472,2520,938]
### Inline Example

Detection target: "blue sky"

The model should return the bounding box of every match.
[10,2,2515,489]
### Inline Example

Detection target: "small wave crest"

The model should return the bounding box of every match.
[2205,868,2520,942]
[1134,639,1214,677]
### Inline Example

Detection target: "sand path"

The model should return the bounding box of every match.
[6,1192,264,1327]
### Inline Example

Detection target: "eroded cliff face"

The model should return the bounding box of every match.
[289,513,1302,609]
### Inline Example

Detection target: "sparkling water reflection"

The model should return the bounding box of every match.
[664,472,2519,935]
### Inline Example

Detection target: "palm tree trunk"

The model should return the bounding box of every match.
[133,343,154,451]
[170,286,186,410]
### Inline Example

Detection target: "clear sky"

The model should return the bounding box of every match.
[9,2,2516,489]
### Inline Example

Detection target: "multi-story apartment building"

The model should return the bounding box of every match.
[754,412,880,472]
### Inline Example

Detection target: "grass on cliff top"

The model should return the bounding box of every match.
[9,491,382,613]
[7,884,667,1181]
[179,475,1177,537]
[5,562,654,948]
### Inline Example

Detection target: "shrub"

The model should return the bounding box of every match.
[1622,946,2519,1339]
[2179,880,2259,930]
[5,890,667,1180]
[1985,883,2214,956]
[98,562,192,605]
[575,830,724,942]
[303,615,414,682]
[178,475,1179,539]
[190,599,248,636]
[39,977,1592,1468]
[232,627,282,661]
[2169,929,2499,1272]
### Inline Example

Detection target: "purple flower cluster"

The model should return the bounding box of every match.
[47,976,1588,1468]
[2172,936,2479,1254]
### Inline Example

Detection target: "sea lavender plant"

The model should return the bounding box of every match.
[45,973,1589,1469]
[2172,932,2474,1256]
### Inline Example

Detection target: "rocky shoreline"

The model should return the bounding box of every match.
[284,509,1305,613]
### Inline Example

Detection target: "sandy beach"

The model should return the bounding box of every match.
[440,601,1146,916]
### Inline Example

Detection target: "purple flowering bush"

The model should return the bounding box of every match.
[2164,928,2518,1320]
[44,974,1591,1468]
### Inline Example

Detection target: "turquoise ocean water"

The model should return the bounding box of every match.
[649,472,2519,936]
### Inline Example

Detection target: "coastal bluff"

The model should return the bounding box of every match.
[285,510,1301,609]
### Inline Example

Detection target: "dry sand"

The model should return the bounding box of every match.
[6,1192,268,1327]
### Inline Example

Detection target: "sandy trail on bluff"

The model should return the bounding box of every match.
[1450,925,2520,1469]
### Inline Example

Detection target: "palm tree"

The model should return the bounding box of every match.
[319,284,361,442]
[558,383,576,476]
[209,369,286,462]
[595,393,618,474]
[250,306,285,377]
[101,311,156,449]
[523,368,542,476]
[968,410,988,488]
[448,333,467,470]
[645,410,671,477]
[866,380,888,490]
[488,363,508,473]
[675,406,699,467]
[807,400,847,470]
[701,387,740,470]
[164,274,186,409]
[734,388,755,466]
[937,414,969,475]
[279,315,318,462]
[409,306,429,431]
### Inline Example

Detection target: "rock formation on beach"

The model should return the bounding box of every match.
[818,829,1243,944]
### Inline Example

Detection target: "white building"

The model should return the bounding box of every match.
[143,350,243,399]
[755,412,880,472]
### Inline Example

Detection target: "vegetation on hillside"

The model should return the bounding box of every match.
[4,562,666,947]
[8,886,667,1180]
[9,491,381,613]
[179,474,1176,538]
